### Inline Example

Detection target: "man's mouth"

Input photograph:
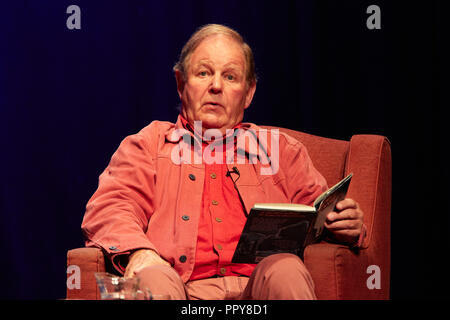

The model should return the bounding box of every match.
[204,101,223,108]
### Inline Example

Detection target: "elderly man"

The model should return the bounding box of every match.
[81,24,365,300]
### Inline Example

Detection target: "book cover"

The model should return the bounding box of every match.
[231,173,353,263]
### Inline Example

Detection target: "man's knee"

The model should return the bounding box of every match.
[259,253,310,282]
[250,253,316,299]
[258,253,307,274]
[136,265,187,300]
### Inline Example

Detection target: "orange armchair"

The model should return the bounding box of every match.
[66,127,391,300]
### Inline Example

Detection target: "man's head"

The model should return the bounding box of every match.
[173,24,257,133]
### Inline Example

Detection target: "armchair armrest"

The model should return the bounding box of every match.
[304,242,385,299]
[66,247,105,300]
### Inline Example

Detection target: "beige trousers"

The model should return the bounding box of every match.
[136,253,316,300]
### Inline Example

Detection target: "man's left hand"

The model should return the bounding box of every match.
[324,198,364,245]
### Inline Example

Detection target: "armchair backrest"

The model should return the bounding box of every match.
[266,127,350,186]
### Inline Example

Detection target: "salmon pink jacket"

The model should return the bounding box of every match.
[81,116,328,282]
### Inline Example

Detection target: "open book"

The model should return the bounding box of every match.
[231,173,353,263]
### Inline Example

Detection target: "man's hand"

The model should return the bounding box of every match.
[124,249,170,278]
[324,198,364,245]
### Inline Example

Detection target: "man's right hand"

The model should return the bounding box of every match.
[124,249,171,278]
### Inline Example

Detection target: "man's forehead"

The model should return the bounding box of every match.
[190,35,245,63]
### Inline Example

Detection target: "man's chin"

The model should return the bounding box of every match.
[198,117,225,131]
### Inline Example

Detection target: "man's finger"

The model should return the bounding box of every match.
[336,198,358,211]
[325,218,361,231]
[326,209,358,222]
[124,267,133,278]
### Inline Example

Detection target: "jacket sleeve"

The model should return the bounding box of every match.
[280,137,328,206]
[81,132,158,274]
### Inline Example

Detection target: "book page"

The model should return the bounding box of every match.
[312,173,353,237]
[253,203,316,213]
[313,173,353,210]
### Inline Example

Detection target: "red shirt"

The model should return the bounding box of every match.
[179,116,256,280]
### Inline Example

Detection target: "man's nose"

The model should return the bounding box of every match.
[209,73,223,94]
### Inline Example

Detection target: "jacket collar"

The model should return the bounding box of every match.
[164,114,273,159]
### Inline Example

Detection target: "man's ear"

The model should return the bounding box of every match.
[244,81,257,109]
[175,70,185,99]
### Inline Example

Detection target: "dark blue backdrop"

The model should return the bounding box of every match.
[1,0,447,299]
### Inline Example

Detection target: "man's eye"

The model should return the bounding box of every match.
[226,74,235,81]
[199,71,208,77]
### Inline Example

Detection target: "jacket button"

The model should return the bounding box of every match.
[188,174,196,181]
[182,215,190,221]
[109,246,118,251]
[179,255,187,263]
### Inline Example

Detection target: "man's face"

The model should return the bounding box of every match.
[176,34,256,134]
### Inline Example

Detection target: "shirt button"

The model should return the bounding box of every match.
[109,246,118,251]
[217,244,223,250]
[179,255,187,263]
[215,217,222,223]
[220,267,226,275]
[210,173,217,179]
[182,215,190,221]
[188,174,196,181]
[212,200,219,205]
